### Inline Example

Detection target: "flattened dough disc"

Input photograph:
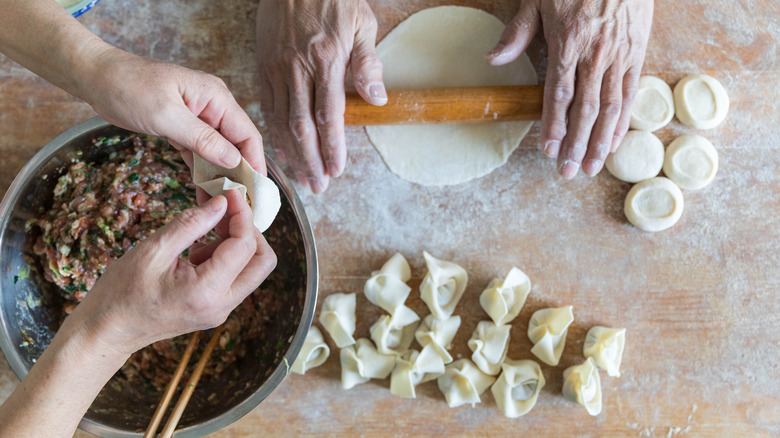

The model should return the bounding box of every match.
[366,6,538,186]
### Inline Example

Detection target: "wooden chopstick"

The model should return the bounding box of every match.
[159,324,225,438]
[144,331,201,438]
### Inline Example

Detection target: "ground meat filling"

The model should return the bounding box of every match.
[30,134,269,390]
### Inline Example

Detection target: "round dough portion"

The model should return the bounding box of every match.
[663,135,718,190]
[630,76,674,131]
[674,74,729,129]
[365,6,537,186]
[624,177,684,232]
[605,131,664,183]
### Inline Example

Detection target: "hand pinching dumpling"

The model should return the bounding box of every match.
[415,314,461,364]
[319,293,357,348]
[467,321,511,376]
[364,253,414,315]
[370,314,419,356]
[291,326,330,375]
[390,347,446,398]
[527,306,574,366]
[490,359,545,418]
[340,338,396,390]
[437,359,496,408]
[479,267,531,325]
[562,357,602,416]
[419,252,468,320]
[583,326,626,377]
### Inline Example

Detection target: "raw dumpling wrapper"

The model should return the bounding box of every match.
[415,314,461,364]
[479,267,531,325]
[291,326,330,375]
[340,338,396,390]
[437,359,496,408]
[467,321,511,376]
[319,293,357,348]
[193,154,281,232]
[390,347,446,398]
[420,251,468,320]
[527,306,574,366]
[490,359,545,418]
[562,357,603,416]
[583,326,626,377]
[370,313,419,356]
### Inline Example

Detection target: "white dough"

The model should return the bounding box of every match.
[527,306,574,366]
[674,74,729,129]
[663,135,719,190]
[291,326,330,375]
[630,76,675,131]
[468,321,511,376]
[479,267,531,326]
[562,358,603,416]
[340,338,396,390]
[193,154,281,233]
[365,6,538,186]
[437,359,496,408]
[318,293,357,348]
[419,252,468,320]
[624,177,684,232]
[490,359,545,418]
[605,131,665,183]
[583,326,626,378]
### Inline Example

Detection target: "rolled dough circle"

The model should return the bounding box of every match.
[663,135,718,190]
[605,130,665,183]
[624,177,684,232]
[629,76,674,132]
[673,74,729,129]
[365,6,538,186]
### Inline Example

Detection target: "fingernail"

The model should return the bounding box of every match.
[326,159,342,178]
[543,140,560,158]
[486,44,505,58]
[208,195,225,212]
[559,160,580,179]
[311,176,329,194]
[220,147,241,168]
[583,159,602,176]
[368,82,388,104]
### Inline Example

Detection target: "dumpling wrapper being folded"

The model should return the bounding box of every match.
[193,154,281,232]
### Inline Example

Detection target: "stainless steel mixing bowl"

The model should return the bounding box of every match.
[0,117,317,436]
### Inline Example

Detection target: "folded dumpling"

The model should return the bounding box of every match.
[491,359,545,418]
[319,293,357,348]
[527,306,574,366]
[340,338,396,390]
[562,357,602,416]
[479,267,531,325]
[419,252,468,320]
[364,253,413,315]
[390,347,446,398]
[467,321,511,376]
[291,326,330,375]
[415,314,461,364]
[437,359,496,408]
[583,326,626,377]
[370,313,419,356]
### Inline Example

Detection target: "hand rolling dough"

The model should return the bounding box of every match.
[624,177,684,232]
[630,76,675,132]
[365,6,538,186]
[663,135,719,190]
[674,74,729,129]
[605,130,665,183]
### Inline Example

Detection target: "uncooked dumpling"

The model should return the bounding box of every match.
[490,359,545,418]
[624,177,684,232]
[527,306,574,366]
[319,293,357,348]
[583,326,626,378]
[562,357,603,416]
[390,348,446,398]
[291,326,330,375]
[365,6,537,186]
[479,267,531,325]
[630,76,675,131]
[605,131,665,183]
[415,314,461,364]
[364,253,419,327]
[193,154,281,232]
[370,314,419,356]
[467,321,511,376]
[340,338,396,390]
[419,252,468,320]
[437,359,496,408]
[674,74,729,129]
[663,135,719,190]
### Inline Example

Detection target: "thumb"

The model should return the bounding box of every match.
[350,5,387,106]
[161,105,242,168]
[485,1,541,66]
[149,195,227,262]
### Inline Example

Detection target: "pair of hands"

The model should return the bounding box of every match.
[257,0,653,189]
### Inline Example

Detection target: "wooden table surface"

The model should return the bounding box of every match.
[1,0,779,436]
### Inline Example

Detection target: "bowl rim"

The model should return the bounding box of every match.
[68,0,101,18]
[0,116,318,437]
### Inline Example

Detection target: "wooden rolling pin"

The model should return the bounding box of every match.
[344,85,544,125]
